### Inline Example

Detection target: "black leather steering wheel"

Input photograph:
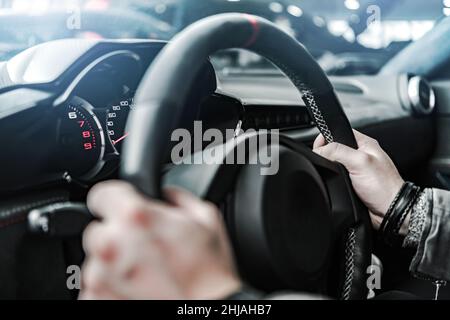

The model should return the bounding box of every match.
[121,14,372,300]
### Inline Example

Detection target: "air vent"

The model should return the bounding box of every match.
[241,105,314,131]
[407,76,436,116]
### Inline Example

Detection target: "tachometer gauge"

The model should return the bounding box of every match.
[58,97,105,179]
[106,94,134,153]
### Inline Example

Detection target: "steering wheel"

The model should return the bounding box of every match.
[121,14,372,300]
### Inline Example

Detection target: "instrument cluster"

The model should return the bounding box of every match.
[0,40,218,194]
[56,92,135,181]
[53,51,142,183]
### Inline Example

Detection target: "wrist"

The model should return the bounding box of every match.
[372,178,405,219]
[384,178,406,216]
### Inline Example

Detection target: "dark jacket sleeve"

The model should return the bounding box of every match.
[410,189,450,281]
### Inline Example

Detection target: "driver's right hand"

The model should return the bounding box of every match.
[313,130,405,231]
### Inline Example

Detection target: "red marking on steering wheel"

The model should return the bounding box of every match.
[244,15,260,48]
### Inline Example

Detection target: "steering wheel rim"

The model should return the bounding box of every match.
[121,13,371,299]
[121,13,357,199]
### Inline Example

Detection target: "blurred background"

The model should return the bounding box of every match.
[0,0,448,75]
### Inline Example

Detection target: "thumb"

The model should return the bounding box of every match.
[313,134,327,150]
[314,142,369,174]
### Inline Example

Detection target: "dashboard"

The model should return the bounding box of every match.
[0,39,435,196]
[0,40,217,194]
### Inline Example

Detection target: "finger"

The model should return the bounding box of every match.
[313,134,327,150]
[164,187,219,229]
[83,222,119,260]
[81,258,127,301]
[314,142,371,174]
[84,220,150,277]
[87,181,167,223]
[89,237,181,300]
[102,257,183,300]
[82,258,110,294]
[87,181,144,219]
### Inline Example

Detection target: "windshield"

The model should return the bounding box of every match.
[0,0,447,76]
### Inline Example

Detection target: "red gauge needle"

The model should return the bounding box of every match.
[112,132,129,145]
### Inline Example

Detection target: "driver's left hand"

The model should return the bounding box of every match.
[80,181,241,300]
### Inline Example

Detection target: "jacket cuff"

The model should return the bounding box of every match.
[410,189,450,281]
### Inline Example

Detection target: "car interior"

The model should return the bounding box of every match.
[0,0,450,300]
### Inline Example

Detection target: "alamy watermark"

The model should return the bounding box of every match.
[366,264,382,299]
[66,1,82,31]
[170,121,280,176]
[367,5,382,28]
[67,265,82,290]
